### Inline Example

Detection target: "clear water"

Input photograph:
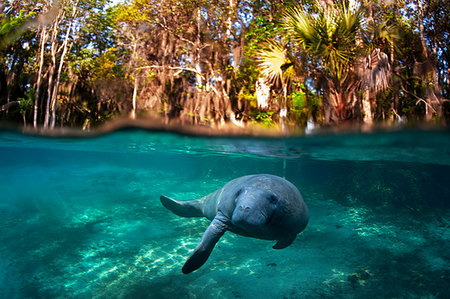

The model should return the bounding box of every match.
[0,129,449,298]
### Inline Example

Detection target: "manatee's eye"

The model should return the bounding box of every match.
[234,189,243,199]
[268,195,278,204]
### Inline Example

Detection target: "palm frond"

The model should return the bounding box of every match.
[284,6,317,52]
[257,41,289,84]
[364,20,399,50]
[284,1,363,80]
[358,48,392,93]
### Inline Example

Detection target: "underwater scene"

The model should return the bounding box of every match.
[0,128,449,298]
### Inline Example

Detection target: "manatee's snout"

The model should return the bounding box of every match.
[239,204,250,211]
[232,204,268,228]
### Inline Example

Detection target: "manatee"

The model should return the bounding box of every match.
[160,174,309,274]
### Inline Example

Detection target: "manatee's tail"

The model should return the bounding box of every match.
[160,195,204,218]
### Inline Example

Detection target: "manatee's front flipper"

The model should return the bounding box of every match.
[272,234,296,249]
[160,195,204,218]
[182,213,228,274]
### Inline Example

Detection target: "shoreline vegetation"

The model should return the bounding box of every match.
[1,0,449,134]
[1,115,448,138]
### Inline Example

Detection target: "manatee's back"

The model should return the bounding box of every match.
[277,177,309,233]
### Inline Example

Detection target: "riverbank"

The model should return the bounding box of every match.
[2,115,448,139]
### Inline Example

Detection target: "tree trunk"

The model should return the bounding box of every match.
[417,0,428,60]
[43,11,62,129]
[50,0,78,129]
[187,8,204,124]
[6,70,15,114]
[131,73,138,119]
[223,0,238,125]
[34,26,48,128]
[417,0,443,120]
[44,63,55,128]
[324,80,346,124]
[357,1,375,124]
[256,78,270,109]
[361,86,373,123]
[390,36,397,122]
[194,8,203,90]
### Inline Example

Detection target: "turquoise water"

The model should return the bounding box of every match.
[0,129,449,298]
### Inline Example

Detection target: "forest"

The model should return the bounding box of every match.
[0,0,449,130]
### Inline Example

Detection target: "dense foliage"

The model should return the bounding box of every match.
[0,0,448,129]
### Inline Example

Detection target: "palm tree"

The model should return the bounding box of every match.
[283,1,363,123]
[357,19,398,122]
[257,0,397,124]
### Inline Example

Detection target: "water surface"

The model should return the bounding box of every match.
[0,129,449,298]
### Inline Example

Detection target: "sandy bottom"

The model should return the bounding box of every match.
[0,134,448,299]
[1,188,448,299]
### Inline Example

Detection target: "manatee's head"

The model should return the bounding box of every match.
[230,176,309,240]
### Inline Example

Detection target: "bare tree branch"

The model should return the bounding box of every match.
[0,101,20,112]
[142,65,206,80]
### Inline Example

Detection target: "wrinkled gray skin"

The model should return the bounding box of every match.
[160,174,309,274]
